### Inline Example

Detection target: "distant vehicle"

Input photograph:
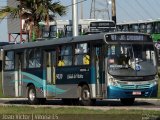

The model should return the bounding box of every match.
[40,20,85,38]
[2,32,158,105]
[116,19,160,42]
[117,19,160,65]
[39,19,116,38]
[89,20,116,33]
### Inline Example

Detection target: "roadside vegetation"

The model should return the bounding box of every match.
[0,0,66,41]
[0,106,158,114]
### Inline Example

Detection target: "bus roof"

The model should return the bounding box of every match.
[117,19,160,25]
[3,33,105,51]
[3,32,151,51]
[0,42,10,49]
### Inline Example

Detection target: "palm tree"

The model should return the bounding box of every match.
[0,0,66,41]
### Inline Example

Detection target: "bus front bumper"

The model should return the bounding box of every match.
[107,85,158,99]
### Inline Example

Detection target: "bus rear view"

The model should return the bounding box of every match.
[106,33,158,105]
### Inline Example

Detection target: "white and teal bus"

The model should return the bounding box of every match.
[2,32,158,105]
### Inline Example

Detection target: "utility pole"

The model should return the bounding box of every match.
[72,0,78,36]
[112,0,116,23]
[80,0,83,19]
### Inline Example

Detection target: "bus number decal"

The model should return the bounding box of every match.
[56,74,63,80]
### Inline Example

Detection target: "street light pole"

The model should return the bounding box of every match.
[80,0,83,19]
[72,0,78,36]
[112,0,116,24]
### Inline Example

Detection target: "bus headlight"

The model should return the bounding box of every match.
[153,75,159,86]
[151,80,158,86]
[109,78,118,87]
[155,75,159,81]
[149,77,158,87]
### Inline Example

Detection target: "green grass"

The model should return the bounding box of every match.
[0,106,159,120]
[0,106,157,114]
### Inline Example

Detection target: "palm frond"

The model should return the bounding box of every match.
[50,2,66,16]
[0,6,20,20]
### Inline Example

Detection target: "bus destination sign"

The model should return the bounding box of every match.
[108,34,151,41]
[90,22,115,27]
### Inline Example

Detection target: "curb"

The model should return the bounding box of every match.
[0,98,27,101]
[0,98,159,101]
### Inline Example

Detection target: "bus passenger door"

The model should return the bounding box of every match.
[45,51,56,97]
[15,53,23,97]
[93,45,103,97]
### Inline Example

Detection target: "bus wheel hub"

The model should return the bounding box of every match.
[29,89,35,101]
[83,90,90,100]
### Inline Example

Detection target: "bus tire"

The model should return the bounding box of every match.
[120,98,135,106]
[62,99,79,105]
[27,85,38,105]
[80,85,94,106]
[38,98,46,105]
[62,99,72,105]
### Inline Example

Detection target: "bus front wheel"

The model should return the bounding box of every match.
[27,85,38,105]
[80,85,95,106]
[120,98,135,105]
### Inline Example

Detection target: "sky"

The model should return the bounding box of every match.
[1,0,160,42]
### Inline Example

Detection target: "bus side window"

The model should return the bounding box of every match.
[27,49,41,68]
[4,51,15,70]
[75,43,90,65]
[58,56,65,66]
[57,45,72,67]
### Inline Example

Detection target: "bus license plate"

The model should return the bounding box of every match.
[132,91,141,95]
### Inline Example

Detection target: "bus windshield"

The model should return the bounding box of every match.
[107,44,157,76]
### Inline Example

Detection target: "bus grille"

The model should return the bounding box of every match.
[119,84,151,89]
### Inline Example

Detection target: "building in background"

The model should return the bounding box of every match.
[7,0,29,43]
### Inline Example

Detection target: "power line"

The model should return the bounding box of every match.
[155,0,160,7]
[117,2,135,20]
[125,1,145,20]
[145,0,160,17]
[154,0,160,15]
[135,0,153,19]
[65,0,87,8]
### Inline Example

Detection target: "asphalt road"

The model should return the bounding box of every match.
[0,98,160,111]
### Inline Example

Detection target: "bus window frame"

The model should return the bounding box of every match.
[130,24,139,32]
[154,22,160,34]
[26,48,42,69]
[42,25,50,38]
[146,23,154,34]
[122,25,129,32]
[57,45,73,67]
[4,50,15,71]
[74,42,90,66]
[139,23,147,33]
[49,25,57,38]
